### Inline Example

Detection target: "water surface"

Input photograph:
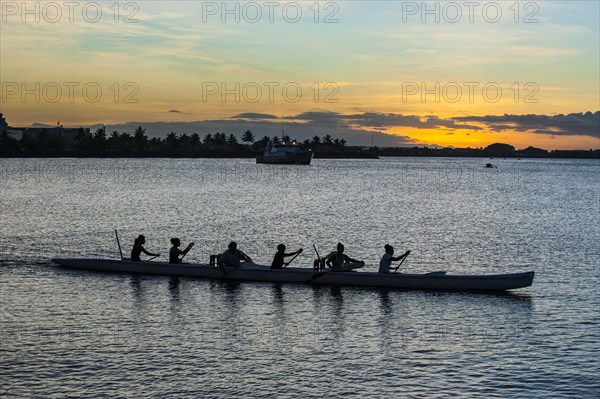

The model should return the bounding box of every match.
[1,157,598,397]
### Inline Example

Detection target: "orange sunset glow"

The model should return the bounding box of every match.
[1,1,598,149]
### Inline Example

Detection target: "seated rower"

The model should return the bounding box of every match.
[378,244,410,273]
[325,243,364,272]
[169,238,194,264]
[130,235,159,261]
[271,244,302,269]
[218,241,252,271]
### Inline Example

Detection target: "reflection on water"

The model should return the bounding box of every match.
[378,290,393,315]
[129,274,142,296]
[326,286,345,345]
[271,283,285,304]
[270,283,285,321]
[168,276,180,301]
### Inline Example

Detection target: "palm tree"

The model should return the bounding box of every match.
[94,127,106,140]
[117,132,131,150]
[133,126,147,150]
[323,134,333,145]
[213,132,227,145]
[311,135,321,145]
[203,133,213,145]
[191,133,200,147]
[149,137,162,148]
[107,131,120,150]
[227,134,238,145]
[242,130,255,144]
[133,126,146,139]
[166,132,179,149]
[113,132,127,148]
[281,134,291,143]
[179,134,191,147]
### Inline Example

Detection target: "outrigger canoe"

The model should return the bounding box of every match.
[51,258,535,291]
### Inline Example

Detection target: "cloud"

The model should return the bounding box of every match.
[455,111,600,138]
[97,110,600,147]
[340,112,482,131]
[283,111,482,131]
[230,113,279,120]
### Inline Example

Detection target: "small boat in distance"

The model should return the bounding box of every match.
[51,258,535,291]
[256,141,313,165]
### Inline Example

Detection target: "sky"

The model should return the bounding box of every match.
[1,0,599,149]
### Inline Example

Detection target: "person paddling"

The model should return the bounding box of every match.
[271,244,302,269]
[169,238,194,264]
[218,241,252,271]
[379,244,410,273]
[325,242,363,272]
[130,235,159,261]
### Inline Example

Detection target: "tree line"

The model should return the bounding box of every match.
[1,127,598,159]
[0,127,349,154]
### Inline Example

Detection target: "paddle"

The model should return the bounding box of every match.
[312,245,336,279]
[309,245,325,279]
[218,256,251,277]
[312,244,324,271]
[392,251,410,273]
[147,255,160,262]
[312,270,328,280]
[115,230,123,260]
[283,249,302,268]
[179,242,194,263]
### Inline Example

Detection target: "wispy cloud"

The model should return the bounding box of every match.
[455,111,600,137]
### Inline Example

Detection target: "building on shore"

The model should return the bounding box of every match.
[0,113,90,142]
[0,113,8,136]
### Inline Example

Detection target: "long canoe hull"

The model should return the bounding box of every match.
[51,258,534,291]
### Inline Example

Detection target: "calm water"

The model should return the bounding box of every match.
[1,157,599,398]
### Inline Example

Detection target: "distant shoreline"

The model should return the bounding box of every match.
[0,150,377,159]
[0,149,598,159]
[3,125,598,159]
